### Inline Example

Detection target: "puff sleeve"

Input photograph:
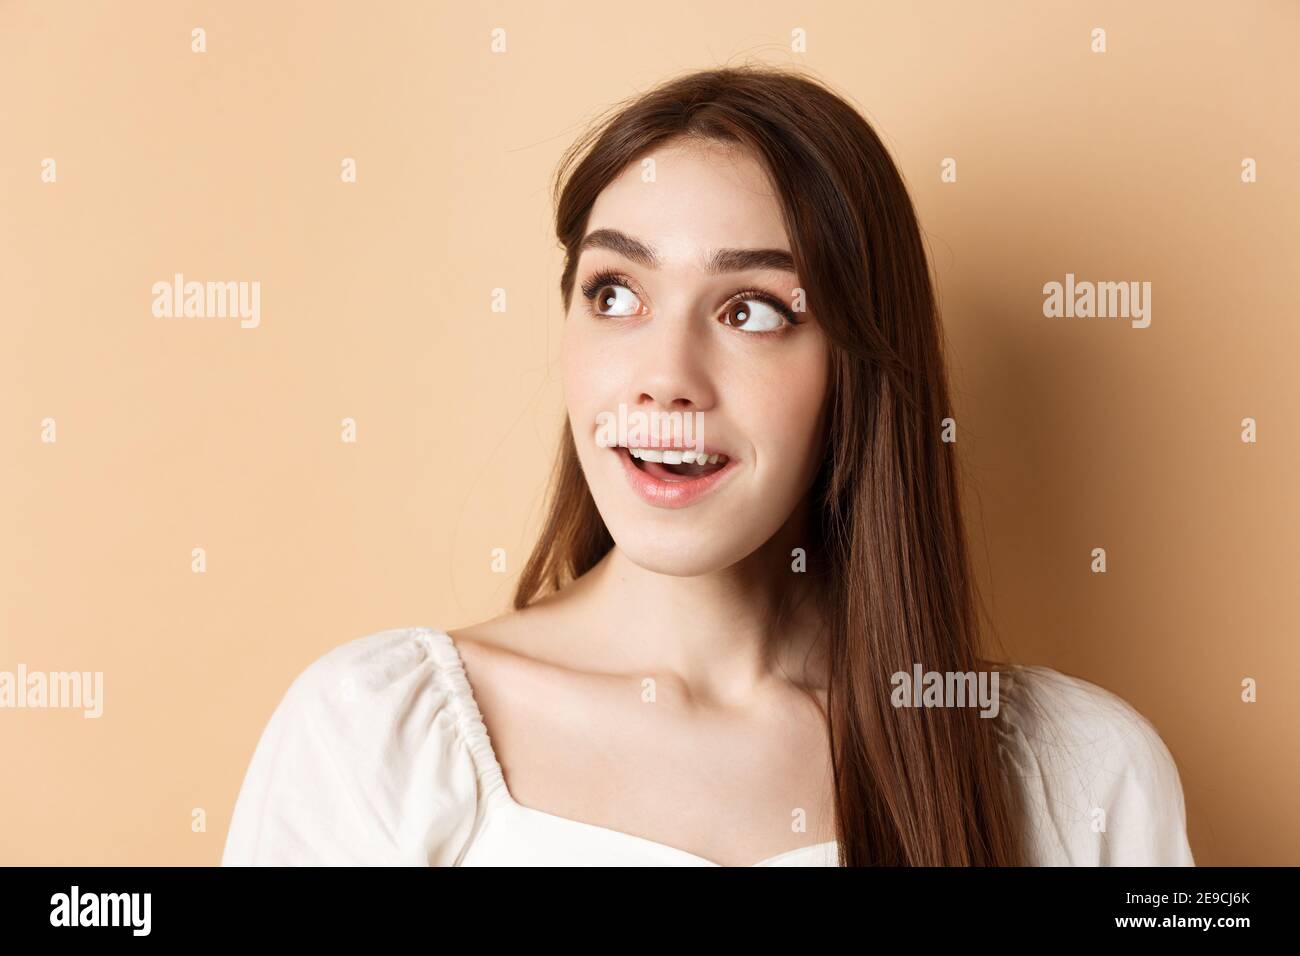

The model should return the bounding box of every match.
[221,627,482,866]
[995,665,1196,866]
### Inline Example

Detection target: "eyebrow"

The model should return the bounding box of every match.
[577,228,796,275]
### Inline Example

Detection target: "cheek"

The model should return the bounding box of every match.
[758,389,825,467]
[561,311,601,415]
[740,341,829,484]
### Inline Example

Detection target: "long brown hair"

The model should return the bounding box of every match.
[515,64,1024,866]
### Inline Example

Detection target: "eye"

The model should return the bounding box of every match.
[721,296,794,333]
[581,271,644,317]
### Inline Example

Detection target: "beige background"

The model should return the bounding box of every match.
[1,1,1295,865]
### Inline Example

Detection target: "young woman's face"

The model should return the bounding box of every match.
[562,137,830,577]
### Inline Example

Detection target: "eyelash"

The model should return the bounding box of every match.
[578,268,802,335]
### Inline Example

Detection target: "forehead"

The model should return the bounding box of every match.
[584,139,791,261]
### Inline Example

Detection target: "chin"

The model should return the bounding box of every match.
[599,511,775,577]
[609,535,743,577]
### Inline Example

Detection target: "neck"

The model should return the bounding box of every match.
[566,502,829,704]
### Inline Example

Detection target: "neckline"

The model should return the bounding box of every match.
[420,626,841,868]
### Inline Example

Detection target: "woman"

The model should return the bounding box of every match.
[222,65,1194,866]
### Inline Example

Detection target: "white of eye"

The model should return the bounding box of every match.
[730,299,786,332]
[594,284,641,316]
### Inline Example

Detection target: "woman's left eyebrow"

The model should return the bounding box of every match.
[579,228,796,275]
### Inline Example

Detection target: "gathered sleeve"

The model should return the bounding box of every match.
[221,627,482,866]
[995,665,1196,866]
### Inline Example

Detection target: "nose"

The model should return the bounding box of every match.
[628,309,717,413]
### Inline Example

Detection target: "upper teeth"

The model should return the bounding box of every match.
[627,447,722,465]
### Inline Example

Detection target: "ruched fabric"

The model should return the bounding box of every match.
[221,628,482,865]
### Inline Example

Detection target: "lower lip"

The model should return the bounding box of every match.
[615,447,738,509]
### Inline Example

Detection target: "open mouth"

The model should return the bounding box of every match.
[621,446,730,481]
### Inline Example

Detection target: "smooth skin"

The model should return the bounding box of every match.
[449,137,836,867]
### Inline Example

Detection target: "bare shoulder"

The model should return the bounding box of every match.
[447,598,568,668]
[441,594,603,721]
[446,580,609,670]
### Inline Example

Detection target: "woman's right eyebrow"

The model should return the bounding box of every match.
[579,229,660,267]
[579,228,796,275]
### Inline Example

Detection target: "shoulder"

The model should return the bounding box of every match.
[281,625,461,710]
[996,664,1195,866]
[997,665,1173,770]
[221,626,492,866]
[267,626,478,755]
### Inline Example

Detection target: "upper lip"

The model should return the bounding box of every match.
[611,439,732,458]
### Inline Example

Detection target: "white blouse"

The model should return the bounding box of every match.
[221,626,1196,866]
